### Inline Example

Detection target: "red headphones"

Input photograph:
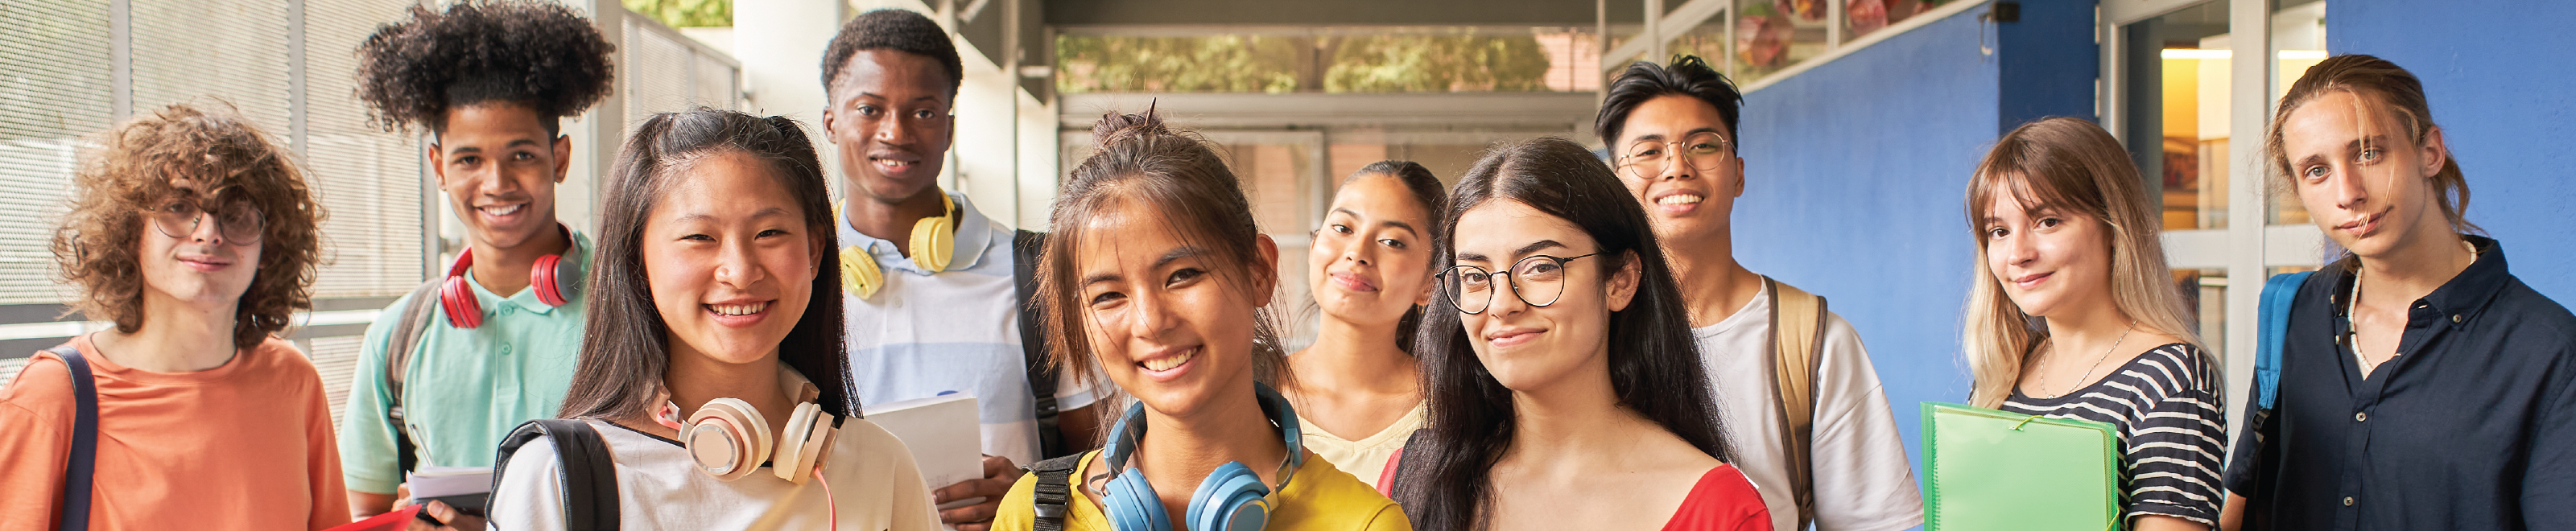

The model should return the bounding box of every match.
[440,224,586,329]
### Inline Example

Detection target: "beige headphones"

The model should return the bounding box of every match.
[657,377,839,484]
[836,192,956,299]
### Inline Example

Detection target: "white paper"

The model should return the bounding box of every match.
[861,393,984,513]
[404,465,493,500]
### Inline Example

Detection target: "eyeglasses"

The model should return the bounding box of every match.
[1435,253,1598,315]
[145,196,263,244]
[1616,131,1735,177]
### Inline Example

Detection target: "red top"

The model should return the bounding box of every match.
[1661,464,1772,531]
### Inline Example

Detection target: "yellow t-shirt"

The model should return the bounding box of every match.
[993,449,1412,531]
[1295,403,1424,492]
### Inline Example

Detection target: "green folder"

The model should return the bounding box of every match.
[1922,401,2123,531]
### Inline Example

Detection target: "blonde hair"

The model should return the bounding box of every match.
[1962,117,2206,409]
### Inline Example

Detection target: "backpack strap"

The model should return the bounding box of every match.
[47,344,95,531]
[495,419,621,531]
[2255,271,2314,410]
[1765,276,1826,529]
[1025,453,1086,531]
[385,278,446,475]
[1015,228,1066,459]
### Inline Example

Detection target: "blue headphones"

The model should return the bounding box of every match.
[1098,383,1304,531]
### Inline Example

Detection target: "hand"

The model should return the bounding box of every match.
[933,455,1019,531]
[405,500,487,531]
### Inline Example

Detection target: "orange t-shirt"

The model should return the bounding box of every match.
[0,335,349,531]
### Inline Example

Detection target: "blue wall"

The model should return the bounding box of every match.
[1732,0,2095,488]
[2331,1,2576,304]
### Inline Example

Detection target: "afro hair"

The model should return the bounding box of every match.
[820,9,963,97]
[355,0,615,134]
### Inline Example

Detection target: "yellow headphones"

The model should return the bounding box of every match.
[836,192,956,299]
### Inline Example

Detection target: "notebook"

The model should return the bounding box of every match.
[1922,401,2123,531]
[863,393,983,512]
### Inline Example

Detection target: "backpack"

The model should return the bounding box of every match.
[1014,229,1070,459]
[2255,271,2314,411]
[492,419,621,530]
[1765,276,1828,530]
[43,344,97,531]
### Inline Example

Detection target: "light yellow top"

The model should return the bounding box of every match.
[992,448,1412,531]
[1295,403,1426,491]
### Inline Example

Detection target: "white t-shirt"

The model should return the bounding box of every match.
[1698,281,1925,531]
[840,191,1102,467]
[487,418,940,531]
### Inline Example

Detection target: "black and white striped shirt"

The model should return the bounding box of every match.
[2001,343,2226,526]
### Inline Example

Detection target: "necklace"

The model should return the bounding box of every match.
[2346,238,2480,374]
[2033,321,2136,399]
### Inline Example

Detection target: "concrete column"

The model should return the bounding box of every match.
[737,0,853,184]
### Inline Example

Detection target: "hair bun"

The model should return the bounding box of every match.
[1089,103,1171,155]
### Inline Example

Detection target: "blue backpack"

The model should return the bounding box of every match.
[2254,271,2315,410]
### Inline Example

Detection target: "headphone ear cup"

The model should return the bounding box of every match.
[840,246,883,299]
[774,402,832,484]
[531,253,567,307]
[439,274,482,329]
[1187,462,1273,531]
[685,398,772,481]
[1102,472,1174,531]
[910,215,954,273]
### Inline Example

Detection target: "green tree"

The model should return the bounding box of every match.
[1324,33,1553,93]
[1055,35,1302,93]
[624,0,729,27]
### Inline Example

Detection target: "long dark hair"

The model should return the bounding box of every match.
[558,109,853,421]
[1329,160,1446,354]
[1390,137,1728,531]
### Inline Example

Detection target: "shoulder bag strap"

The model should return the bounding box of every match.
[1766,276,1826,529]
[386,278,446,475]
[2255,271,2314,410]
[1026,453,1085,531]
[48,344,94,531]
[495,419,621,531]
[1015,229,1066,459]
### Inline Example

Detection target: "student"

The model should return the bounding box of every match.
[2219,55,2576,531]
[0,103,343,529]
[989,110,1409,531]
[1387,137,1768,531]
[338,0,615,523]
[1963,117,2222,530]
[1282,161,1444,490]
[1596,56,1921,531]
[485,109,937,530]
[818,10,1104,529]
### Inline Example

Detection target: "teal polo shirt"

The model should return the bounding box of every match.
[337,233,590,494]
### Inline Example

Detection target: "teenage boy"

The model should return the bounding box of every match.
[2219,54,2576,531]
[819,10,1105,531]
[1596,56,1925,531]
[0,103,345,530]
[335,1,615,525]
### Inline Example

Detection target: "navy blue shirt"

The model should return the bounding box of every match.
[2225,236,2576,530]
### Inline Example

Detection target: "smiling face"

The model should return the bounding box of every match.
[1309,174,1437,325]
[1075,201,1278,421]
[434,102,568,251]
[137,179,263,311]
[824,49,955,206]
[1616,94,1746,245]
[2280,90,2456,260]
[1979,183,2115,320]
[642,150,826,367]
[1449,200,1638,394]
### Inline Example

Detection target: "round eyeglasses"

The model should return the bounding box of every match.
[145,196,263,244]
[1435,253,1598,315]
[1615,131,1735,177]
